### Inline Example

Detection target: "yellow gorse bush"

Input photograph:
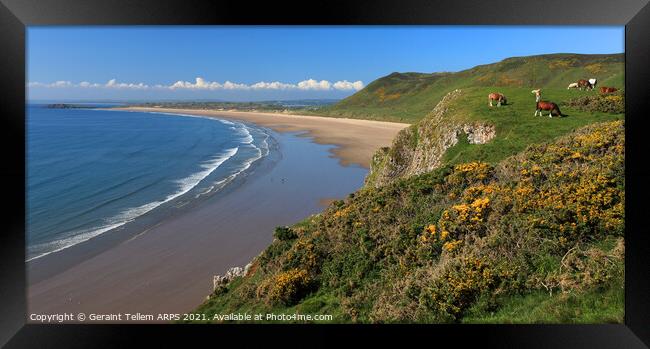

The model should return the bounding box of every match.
[422,121,623,268]
[605,95,623,103]
[333,206,353,218]
[269,268,311,305]
[422,256,512,319]
[454,162,491,179]
[548,58,577,70]
[442,239,463,252]
[510,122,624,239]
[284,238,319,271]
[420,223,451,245]
[585,62,604,74]
[439,196,491,236]
[375,87,402,103]
[445,161,493,190]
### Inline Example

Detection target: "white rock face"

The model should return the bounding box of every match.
[213,262,253,291]
[462,123,496,145]
[367,89,496,187]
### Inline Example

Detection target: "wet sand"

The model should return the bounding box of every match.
[27,126,371,322]
[318,197,341,207]
[113,107,409,168]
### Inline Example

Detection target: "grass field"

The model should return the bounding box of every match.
[438,86,623,167]
[462,279,624,324]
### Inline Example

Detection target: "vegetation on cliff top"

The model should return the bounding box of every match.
[563,91,625,114]
[365,86,623,187]
[187,120,624,324]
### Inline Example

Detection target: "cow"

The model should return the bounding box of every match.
[488,92,507,107]
[599,86,618,94]
[531,89,542,102]
[567,82,579,89]
[535,101,563,118]
[589,78,598,89]
[577,79,591,90]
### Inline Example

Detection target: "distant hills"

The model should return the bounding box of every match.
[129,99,339,112]
[314,53,624,123]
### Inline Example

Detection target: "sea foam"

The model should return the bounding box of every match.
[28,146,239,261]
[28,109,272,261]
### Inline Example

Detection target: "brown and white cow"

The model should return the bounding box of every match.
[535,101,563,118]
[488,92,507,107]
[599,86,618,94]
[577,79,591,91]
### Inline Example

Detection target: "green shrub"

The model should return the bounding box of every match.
[563,92,624,114]
[258,239,293,272]
[273,226,297,241]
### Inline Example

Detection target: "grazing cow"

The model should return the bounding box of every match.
[535,101,563,118]
[488,92,507,107]
[531,89,542,102]
[599,86,618,94]
[589,78,598,89]
[567,82,579,89]
[577,79,591,90]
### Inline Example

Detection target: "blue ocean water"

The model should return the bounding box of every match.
[26,105,270,261]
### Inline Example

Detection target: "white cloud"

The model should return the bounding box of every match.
[105,79,149,89]
[53,80,73,87]
[28,80,73,88]
[27,79,147,89]
[223,81,249,90]
[27,77,365,92]
[169,77,223,90]
[250,81,294,90]
[165,77,223,91]
[333,80,364,91]
[297,79,331,90]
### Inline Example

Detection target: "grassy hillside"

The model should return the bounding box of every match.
[310,53,623,123]
[186,120,624,324]
[184,53,625,324]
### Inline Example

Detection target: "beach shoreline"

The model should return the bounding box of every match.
[27,108,396,322]
[111,107,409,168]
[28,133,286,321]
[27,125,278,285]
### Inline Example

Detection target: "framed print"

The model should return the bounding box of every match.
[1,0,649,347]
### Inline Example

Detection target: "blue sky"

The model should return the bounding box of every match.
[27,26,624,101]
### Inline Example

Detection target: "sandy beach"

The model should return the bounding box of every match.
[27,109,406,322]
[113,107,409,168]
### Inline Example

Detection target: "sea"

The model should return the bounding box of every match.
[26,105,271,261]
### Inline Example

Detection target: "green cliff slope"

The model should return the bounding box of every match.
[187,120,624,324]
[185,53,625,324]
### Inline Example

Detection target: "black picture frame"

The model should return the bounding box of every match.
[1,0,649,347]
